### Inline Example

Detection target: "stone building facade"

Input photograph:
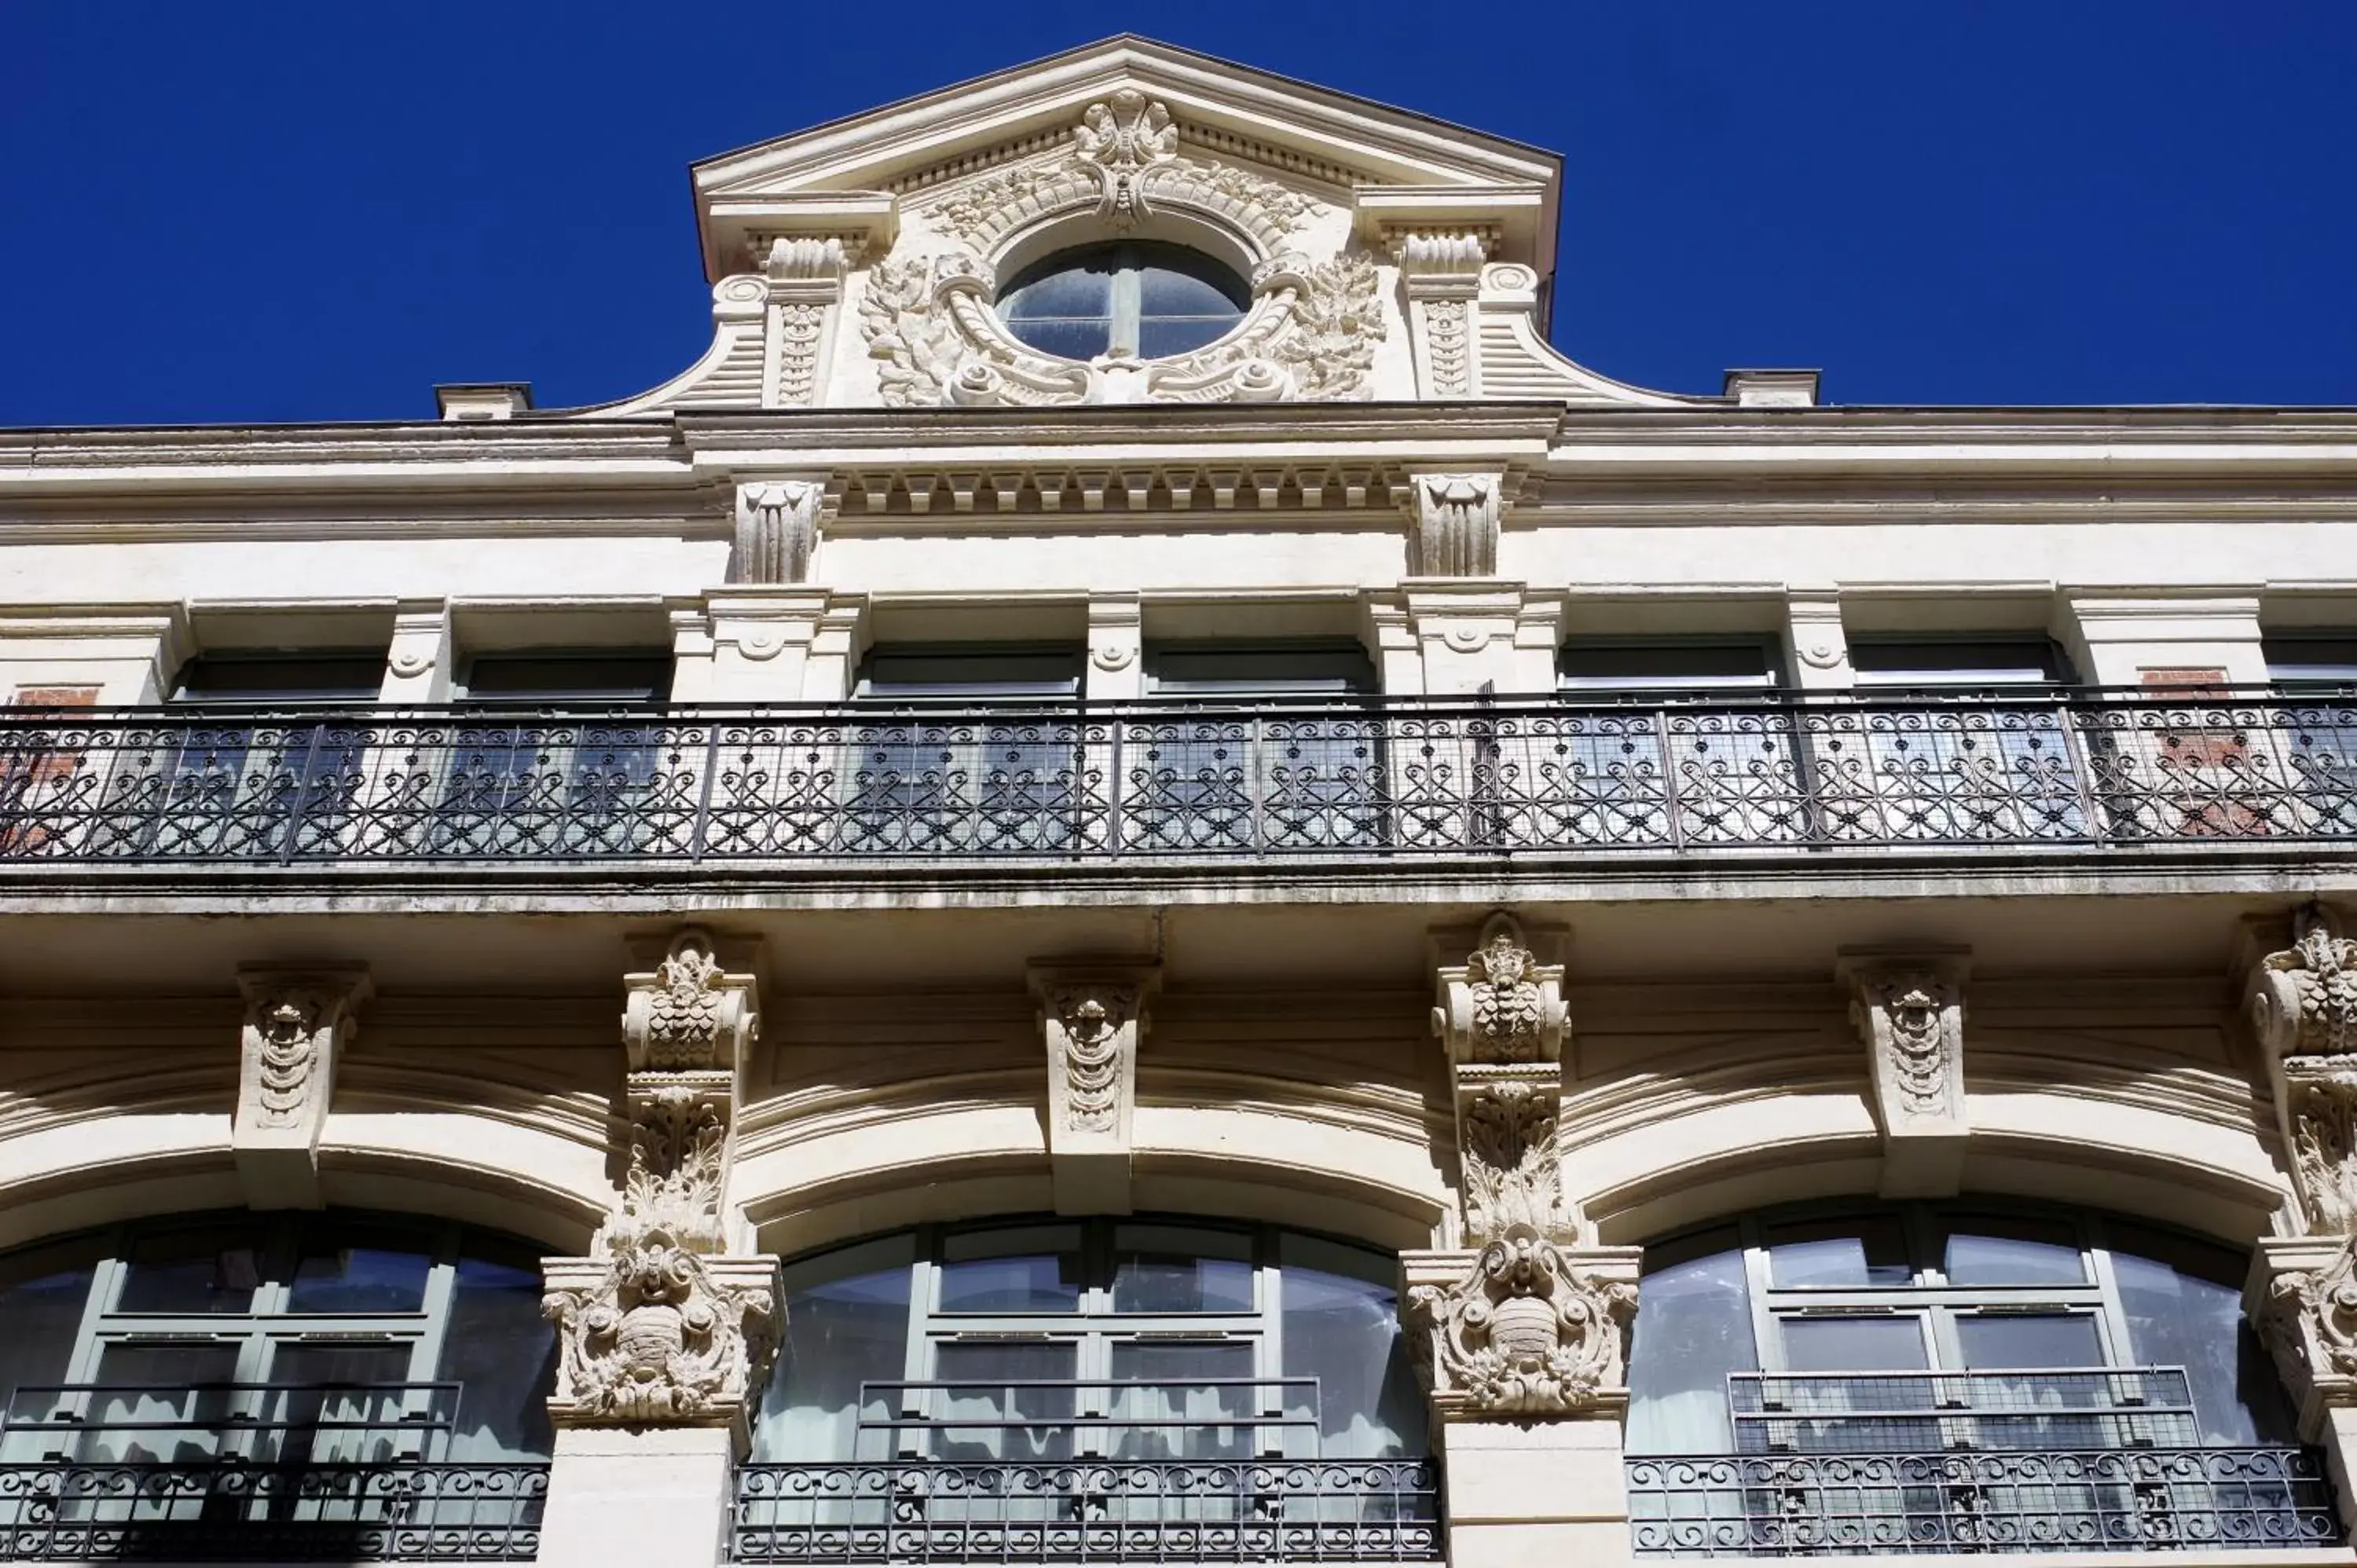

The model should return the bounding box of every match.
[1,33,2355,1568]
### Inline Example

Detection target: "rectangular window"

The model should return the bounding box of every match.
[855,646,1083,701]
[1143,643,1375,697]
[171,654,387,703]
[2264,635,2357,690]
[1848,637,2071,689]
[1556,639,1780,693]
[457,652,673,704]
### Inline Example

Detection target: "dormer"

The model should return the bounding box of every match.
[579,36,1699,414]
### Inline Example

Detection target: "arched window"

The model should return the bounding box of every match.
[997,243,1250,361]
[0,1211,556,1464]
[754,1218,1425,1463]
[1625,1201,2292,1456]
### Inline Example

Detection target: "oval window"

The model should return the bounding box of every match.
[997,242,1249,361]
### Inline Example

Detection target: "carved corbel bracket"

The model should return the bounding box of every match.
[232,965,372,1210]
[2252,1233,2357,1441]
[1433,914,1581,1247]
[730,478,828,584]
[1401,1229,1640,1423]
[1402,471,1510,578]
[1838,949,1970,1199]
[2249,905,2357,1234]
[1029,963,1160,1215]
[623,929,761,1076]
[1390,232,1488,398]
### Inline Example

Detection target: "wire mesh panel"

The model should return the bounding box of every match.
[0,1381,546,1562]
[3,691,2356,866]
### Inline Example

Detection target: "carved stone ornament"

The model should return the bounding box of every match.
[2256,1233,2357,1435]
[867,94,1374,408]
[731,480,823,584]
[233,966,372,1209]
[544,929,777,1436]
[1848,967,1967,1129]
[2252,906,2357,1233]
[1403,1228,1637,1420]
[1434,913,1566,1066]
[622,929,758,1075]
[1434,915,1580,1246]
[1031,965,1158,1214]
[1410,474,1505,577]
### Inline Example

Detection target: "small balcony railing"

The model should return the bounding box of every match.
[1626,1367,2341,1556]
[0,1380,547,1562]
[0,688,2352,872]
[730,1376,1439,1563]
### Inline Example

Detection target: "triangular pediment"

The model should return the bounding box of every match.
[691,35,1561,281]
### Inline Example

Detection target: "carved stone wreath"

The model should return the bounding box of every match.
[864,92,1379,407]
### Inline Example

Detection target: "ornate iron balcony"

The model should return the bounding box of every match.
[731,1376,1439,1563]
[0,1380,547,1562]
[1627,1368,2341,1555]
[0,688,2352,870]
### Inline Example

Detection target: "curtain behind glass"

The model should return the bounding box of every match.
[439,1250,559,1460]
[1624,1229,1756,1455]
[1277,1234,1424,1460]
[0,1239,101,1460]
[755,1236,915,1462]
[2110,1223,2293,1444]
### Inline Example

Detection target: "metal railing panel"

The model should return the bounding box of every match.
[0,689,2353,867]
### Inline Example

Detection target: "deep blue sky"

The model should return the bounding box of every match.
[4,4,2351,425]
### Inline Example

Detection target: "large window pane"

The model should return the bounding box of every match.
[937,1225,1083,1312]
[1765,1216,1913,1288]
[86,1343,244,1464]
[757,1235,915,1463]
[2110,1222,2294,1444]
[438,1247,559,1460]
[1107,1339,1253,1461]
[1111,1224,1253,1313]
[115,1225,263,1313]
[1277,1233,1425,1461]
[286,1222,432,1313]
[0,1239,101,1433]
[1941,1215,2088,1286]
[1626,1229,1756,1455]
[929,1339,1077,1461]
[1954,1311,2104,1369]
[1778,1315,1929,1372]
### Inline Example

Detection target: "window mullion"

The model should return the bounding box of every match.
[1110,265,1143,357]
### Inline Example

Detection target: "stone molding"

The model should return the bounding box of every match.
[1393,233,1487,399]
[1839,949,1971,1199]
[232,965,372,1210]
[1434,914,1580,1247]
[1402,1230,1640,1421]
[1029,963,1160,1214]
[545,930,776,1442]
[730,478,824,584]
[2251,905,2357,1235]
[1405,471,1508,577]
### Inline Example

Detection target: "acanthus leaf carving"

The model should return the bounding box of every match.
[1266,254,1384,401]
[1436,914,1564,1064]
[2264,1233,2357,1402]
[1404,1228,1637,1420]
[2251,906,2357,1233]
[1074,90,1178,225]
[1434,915,1580,1247]
[1031,965,1157,1214]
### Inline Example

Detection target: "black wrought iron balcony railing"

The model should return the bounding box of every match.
[731,1376,1439,1563]
[0,688,2353,872]
[0,1380,547,1562]
[1626,1368,2341,1556]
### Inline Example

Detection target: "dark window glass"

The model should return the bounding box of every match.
[173,654,387,702]
[760,1236,916,1462]
[2265,636,2357,688]
[460,654,673,704]
[999,242,1249,361]
[2109,1221,2296,1444]
[1556,640,1780,692]
[1940,1215,2088,1286]
[1765,1216,1914,1288]
[1110,1225,1253,1313]
[937,1225,1083,1312]
[1144,643,1376,696]
[438,1247,560,1459]
[1954,1310,2104,1368]
[286,1222,433,1313]
[1780,1314,1930,1372]
[0,1240,104,1423]
[856,647,1083,700]
[1625,1228,1756,1455]
[1849,638,2070,687]
[116,1225,264,1313]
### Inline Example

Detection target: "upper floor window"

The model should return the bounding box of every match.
[2264,636,2357,691]
[1144,643,1376,698]
[171,652,387,703]
[458,651,674,705]
[1557,639,1783,694]
[998,243,1249,361]
[1623,1200,2290,1458]
[1848,637,2073,691]
[753,1217,1425,1464]
[854,645,1083,702]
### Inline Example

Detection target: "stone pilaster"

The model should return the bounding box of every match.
[1391,232,1485,399]
[232,965,372,1210]
[379,603,452,702]
[1085,594,1143,701]
[673,588,864,702]
[542,929,779,1454]
[1783,588,1852,691]
[760,236,852,410]
[1838,949,1971,1198]
[1029,963,1159,1214]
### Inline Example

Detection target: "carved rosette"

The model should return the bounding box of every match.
[2252,907,2357,1233]
[1434,914,1579,1247]
[1402,1229,1639,1421]
[1031,966,1158,1214]
[233,966,372,1209]
[863,93,1378,408]
[544,930,777,1440]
